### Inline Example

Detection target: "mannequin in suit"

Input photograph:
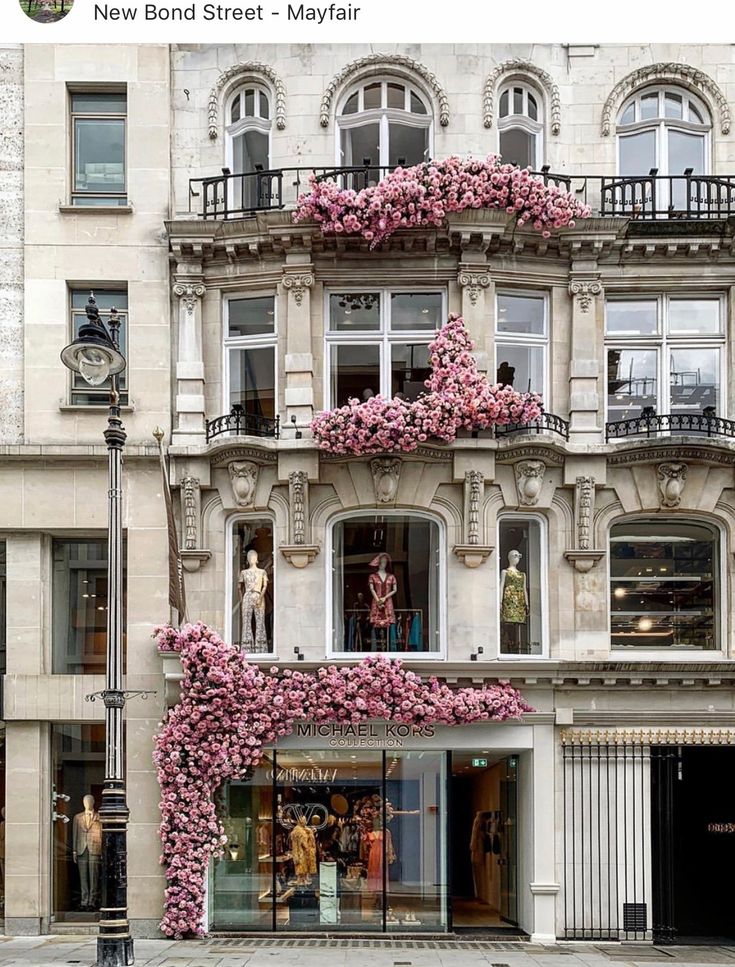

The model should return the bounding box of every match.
[73,794,102,910]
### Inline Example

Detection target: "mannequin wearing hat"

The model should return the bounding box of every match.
[368,553,397,631]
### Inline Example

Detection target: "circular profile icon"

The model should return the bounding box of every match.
[21,0,74,22]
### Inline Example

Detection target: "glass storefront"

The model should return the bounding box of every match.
[210,749,449,932]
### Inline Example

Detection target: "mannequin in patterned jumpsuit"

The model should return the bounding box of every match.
[238,548,268,652]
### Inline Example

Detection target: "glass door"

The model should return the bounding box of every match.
[499,757,519,925]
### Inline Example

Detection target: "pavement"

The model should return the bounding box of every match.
[2,938,735,967]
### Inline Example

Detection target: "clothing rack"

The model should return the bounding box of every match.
[343,608,424,652]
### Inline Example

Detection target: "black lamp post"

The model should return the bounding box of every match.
[61,293,133,967]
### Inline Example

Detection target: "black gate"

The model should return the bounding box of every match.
[562,740,650,940]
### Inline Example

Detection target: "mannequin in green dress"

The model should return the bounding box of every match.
[499,549,529,653]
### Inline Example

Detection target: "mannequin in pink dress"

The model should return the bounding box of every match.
[368,553,397,631]
[366,824,396,892]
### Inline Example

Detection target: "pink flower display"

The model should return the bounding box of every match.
[311,313,543,455]
[294,155,590,247]
[153,622,533,937]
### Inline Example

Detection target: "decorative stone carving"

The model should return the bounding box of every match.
[281,470,320,568]
[370,458,401,504]
[658,462,688,508]
[458,270,490,306]
[229,462,259,508]
[569,279,602,313]
[282,273,314,307]
[601,63,730,136]
[320,55,450,127]
[454,470,493,568]
[173,282,205,315]
[483,60,561,135]
[515,460,545,506]
[208,63,287,138]
[564,475,605,572]
[180,476,200,550]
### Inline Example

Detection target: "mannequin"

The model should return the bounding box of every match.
[368,553,397,649]
[289,815,317,885]
[365,819,396,892]
[238,548,269,652]
[72,794,102,911]
[499,549,529,653]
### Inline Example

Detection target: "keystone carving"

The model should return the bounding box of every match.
[458,270,490,306]
[658,462,688,508]
[370,458,402,504]
[282,273,314,307]
[569,279,602,313]
[515,460,545,506]
[229,461,259,508]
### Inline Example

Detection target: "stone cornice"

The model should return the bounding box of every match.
[0,444,159,462]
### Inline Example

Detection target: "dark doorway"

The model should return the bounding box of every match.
[652,746,735,944]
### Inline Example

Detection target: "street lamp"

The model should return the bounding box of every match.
[61,293,133,967]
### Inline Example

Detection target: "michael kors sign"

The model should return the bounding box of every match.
[290,722,437,748]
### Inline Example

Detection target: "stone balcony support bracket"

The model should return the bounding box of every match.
[454,469,494,568]
[564,474,605,572]
[281,469,320,568]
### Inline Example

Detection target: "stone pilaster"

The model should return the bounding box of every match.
[172,278,207,445]
[282,264,315,431]
[458,263,492,375]
[568,275,603,443]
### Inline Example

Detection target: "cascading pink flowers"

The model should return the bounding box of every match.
[311,313,543,455]
[294,155,590,247]
[153,622,532,938]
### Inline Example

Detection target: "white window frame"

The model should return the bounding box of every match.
[606,515,724,659]
[496,513,549,660]
[494,289,549,402]
[222,293,278,417]
[497,82,544,170]
[224,84,272,173]
[324,288,446,407]
[326,509,447,660]
[604,294,726,425]
[69,87,128,207]
[335,78,433,169]
[226,513,277,659]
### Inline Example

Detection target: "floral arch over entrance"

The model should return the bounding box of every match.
[153,623,532,937]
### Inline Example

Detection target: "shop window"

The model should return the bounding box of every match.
[495,292,547,398]
[51,538,127,674]
[610,519,719,651]
[231,518,274,654]
[70,289,128,406]
[337,79,431,186]
[225,296,276,430]
[225,85,271,213]
[0,541,5,675]
[498,517,544,656]
[498,83,543,169]
[616,86,710,212]
[51,724,106,923]
[605,295,724,425]
[327,291,443,407]
[70,90,127,206]
[332,514,441,655]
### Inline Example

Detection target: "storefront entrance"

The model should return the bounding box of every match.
[208,745,522,933]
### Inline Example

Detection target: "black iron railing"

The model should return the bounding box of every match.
[494,411,570,441]
[599,168,735,220]
[606,412,735,441]
[206,408,280,442]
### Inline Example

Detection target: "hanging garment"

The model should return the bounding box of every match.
[365,829,396,891]
[389,623,398,650]
[346,615,357,651]
[408,612,422,650]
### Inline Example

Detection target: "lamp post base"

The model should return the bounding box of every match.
[97,936,134,967]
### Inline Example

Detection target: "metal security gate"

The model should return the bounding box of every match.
[562,741,651,940]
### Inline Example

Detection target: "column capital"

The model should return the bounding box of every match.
[458,267,491,306]
[568,278,603,313]
[173,281,206,313]
[282,271,314,307]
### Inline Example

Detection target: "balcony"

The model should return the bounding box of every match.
[494,411,570,441]
[605,409,735,442]
[206,406,280,442]
[187,165,735,223]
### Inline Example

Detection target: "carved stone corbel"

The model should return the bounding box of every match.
[564,475,605,572]
[179,475,212,572]
[657,462,687,508]
[453,470,493,568]
[370,457,401,504]
[280,470,319,568]
[229,461,259,509]
[515,460,545,506]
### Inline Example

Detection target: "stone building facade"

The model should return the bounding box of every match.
[3,42,735,943]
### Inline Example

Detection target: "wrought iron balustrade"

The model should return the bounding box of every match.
[206,408,280,442]
[599,168,735,220]
[494,411,570,441]
[605,412,735,441]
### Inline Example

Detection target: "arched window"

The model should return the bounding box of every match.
[498,515,546,657]
[337,78,431,179]
[610,518,719,652]
[616,86,711,211]
[225,84,271,213]
[330,512,442,656]
[497,83,543,169]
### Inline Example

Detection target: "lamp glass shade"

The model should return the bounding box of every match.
[60,332,126,386]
